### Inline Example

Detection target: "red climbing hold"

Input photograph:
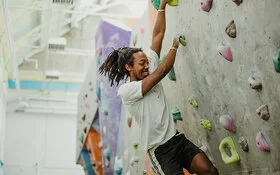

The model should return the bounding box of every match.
[218,46,233,62]
[201,0,213,12]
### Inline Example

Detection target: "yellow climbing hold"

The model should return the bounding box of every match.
[200,119,212,131]
[168,0,178,6]
[219,136,240,164]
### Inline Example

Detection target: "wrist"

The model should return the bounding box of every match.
[170,47,177,52]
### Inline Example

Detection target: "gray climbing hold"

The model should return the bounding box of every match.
[248,74,262,90]
[256,104,270,121]
[232,0,242,6]
[239,137,249,152]
[225,20,237,38]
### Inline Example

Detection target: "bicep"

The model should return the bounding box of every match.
[142,68,165,95]
[150,33,164,57]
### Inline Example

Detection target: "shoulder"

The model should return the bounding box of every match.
[118,81,142,98]
[147,48,159,60]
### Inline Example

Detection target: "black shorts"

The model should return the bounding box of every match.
[147,131,203,175]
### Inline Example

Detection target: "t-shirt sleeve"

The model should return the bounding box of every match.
[117,81,143,104]
[147,48,159,73]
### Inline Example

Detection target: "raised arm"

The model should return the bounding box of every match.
[150,0,169,57]
[142,37,180,95]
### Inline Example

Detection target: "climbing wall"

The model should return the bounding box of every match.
[76,57,98,163]
[95,18,131,175]
[154,0,280,174]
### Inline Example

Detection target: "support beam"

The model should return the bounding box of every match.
[1,0,21,101]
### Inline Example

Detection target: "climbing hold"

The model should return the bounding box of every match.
[89,81,92,86]
[179,35,187,46]
[132,141,139,150]
[256,104,270,121]
[201,0,212,12]
[82,114,86,121]
[219,115,236,133]
[143,170,147,175]
[168,0,178,6]
[96,80,101,100]
[123,149,129,160]
[171,107,182,120]
[96,56,101,65]
[239,136,249,152]
[272,50,280,73]
[140,26,145,34]
[83,127,87,133]
[104,158,110,167]
[102,95,109,115]
[151,0,178,10]
[248,74,262,90]
[232,0,242,6]
[132,35,138,46]
[98,141,103,149]
[103,147,111,160]
[219,136,240,164]
[218,46,233,62]
[160,55,167,63]
[188,97,198,108]
[225,20,237,38]
[103,126,107,134]
[114,157,123,175]
[151,0,161,10]
[0,160,3,168]
[85,103,89,108]
[80,134,84,144]
[97,48,102,56]
[200,119,212,131]
[168,67,176,81]
[132,156,140,163]
[90,87,94,91]
[256,131,270,152]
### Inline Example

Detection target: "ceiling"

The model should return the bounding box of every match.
[0,0,147,114]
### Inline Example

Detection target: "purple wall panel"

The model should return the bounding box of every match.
[95,20,131,175]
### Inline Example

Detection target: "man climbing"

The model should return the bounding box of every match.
[99,0,219,174]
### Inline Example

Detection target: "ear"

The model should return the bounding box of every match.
[125,64,132,72]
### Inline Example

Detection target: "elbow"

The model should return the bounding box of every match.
[157,67,168,78]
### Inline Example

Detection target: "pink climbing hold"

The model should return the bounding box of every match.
[219,115,236,133]
[218,46,233,62]
[140,26,145,34]
[256,132,270,152]
[201,0,213,12]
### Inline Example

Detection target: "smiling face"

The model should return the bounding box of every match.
[125,51,149,81]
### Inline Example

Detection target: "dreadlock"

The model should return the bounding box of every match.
[99,47,142,86]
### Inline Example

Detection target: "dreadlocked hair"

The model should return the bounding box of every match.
[99,47,142,86]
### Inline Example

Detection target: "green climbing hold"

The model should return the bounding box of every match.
[151,0,161,10]
[272,50,280,73]
[171,107,182,120]
[179,35,187,46]
[82,114,86,121]
[168,67,176,81]
[151,0,178,10]
[132,142,139,150]
[160,55,167,63]
[188,97,198,108]
[80,134,84,144]
[200,119,212,131]
[219,136,240,164]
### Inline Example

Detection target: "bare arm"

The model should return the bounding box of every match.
[150,0,168,57]
[142,38,180,95]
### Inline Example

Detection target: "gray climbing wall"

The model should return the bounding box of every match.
[158,0,280,174]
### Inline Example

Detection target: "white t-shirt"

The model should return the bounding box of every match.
[117,48,176,150]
